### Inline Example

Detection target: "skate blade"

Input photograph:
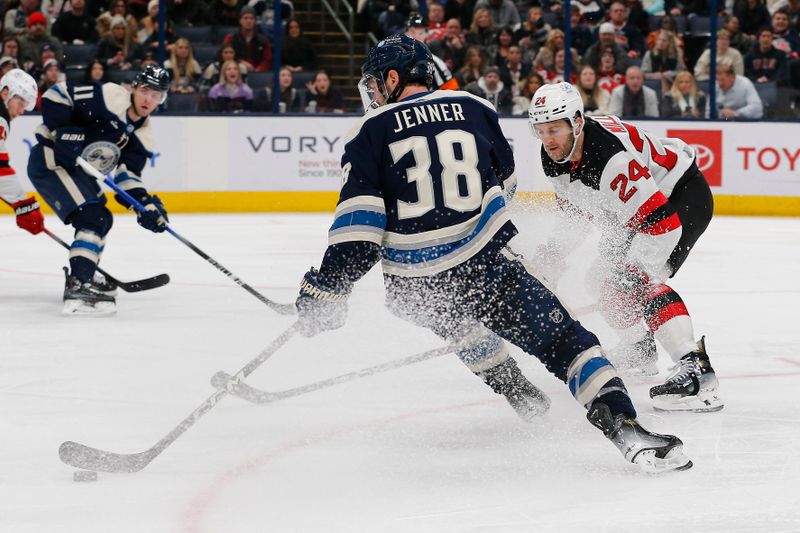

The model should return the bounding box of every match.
[652,388,724,413]
[513,396,551,422]
[633,445,693,473]
[62,300,117,317]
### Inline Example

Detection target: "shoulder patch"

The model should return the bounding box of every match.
[101,83,132,122]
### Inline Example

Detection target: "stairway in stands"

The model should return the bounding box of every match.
[292,0,369,111]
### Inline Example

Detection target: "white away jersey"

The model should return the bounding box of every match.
[541,115,697,276]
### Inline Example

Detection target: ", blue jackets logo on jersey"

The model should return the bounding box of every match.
[81,141,121,174]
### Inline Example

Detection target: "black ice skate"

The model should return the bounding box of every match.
[607,331,659,377]
[649,337,723,412]
[587,402,693,473]
[478,358,551,422]
[91,269,118,296]
[63,268,116,316]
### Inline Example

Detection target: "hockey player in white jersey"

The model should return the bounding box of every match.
[528,82,722,413]
[0,69,44,235]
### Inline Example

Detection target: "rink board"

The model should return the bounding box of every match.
[5,115,800,216]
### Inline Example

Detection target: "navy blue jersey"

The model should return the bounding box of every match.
[34,81,156,193]
[328,90,518,279]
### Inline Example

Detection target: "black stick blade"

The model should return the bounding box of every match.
[59,441,154,473]
[117,273,171,293]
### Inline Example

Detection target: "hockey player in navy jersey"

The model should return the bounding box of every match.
[528,82,722,413]
[28,64,171,316]
[293,34,692,472]
[0,69,44,236]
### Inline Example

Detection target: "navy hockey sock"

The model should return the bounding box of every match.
[70,256,97,283]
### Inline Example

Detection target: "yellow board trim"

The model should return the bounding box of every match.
[7,191,800,216]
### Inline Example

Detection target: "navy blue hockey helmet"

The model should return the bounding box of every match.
[132,64,171,103]
[358,34,434,111]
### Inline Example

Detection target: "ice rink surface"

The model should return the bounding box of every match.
[1,210,799,533]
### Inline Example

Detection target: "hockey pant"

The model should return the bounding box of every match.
[28,144,114,282]
[384,248,635,418]
[594,162,714,362]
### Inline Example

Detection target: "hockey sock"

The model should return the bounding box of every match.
[69,230,105,282]
[566,346,635,418]
[643,284,697,362]
[457,333,509,373]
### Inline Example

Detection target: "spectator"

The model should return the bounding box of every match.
[455,46,487,86]
[736,0,772,39]
[259,66,303,112]
[771,8,800,55]
[202,44,247,90]
[169,0,208,26]
[41,0,70,26]
[427,2,448,42]
[661,70,706,117]
[52,0,97,44]
[282,19,317,72]
[443,0,476,32]
[597,46,626,92]
[642,30,685,93]
[625,0,651,34]
[96,15,144,71]
[83,58,108,83]
[208,59,254,112]
[574,0,606,23]
[534,29,580,72]
[429,18,467,71]
[570,5,595,56]
[38,58,63,94]
[499,45,531,96]
[645,15,685,50]
[608,65,659,116]
[584,22,630,72]
[304,70,344,113]
[465,8,496,48]
[137,0,161,44]
[576,64,611,114]
[744,26,789,83]
[512,71,544,114]
[139,13,178,54]
[4,0,40,38]
[605,1,646,57]
[19,12,64,71]
[2,38,21,63]
[545,48,578,84]
[0,57,19,77]
[694,29,745,80]
[29,42,58,80]
[487,26,514,66]
[223,6,273,73]
[723,15,752,53]
[97,0,139,42]
[465,65,513,113]
[376,0,413,37]
[514,6,550,56]
[141,51,159,67]
[714,61,764,118]
[210,0,248,26]
[473,0,521,28]
[164,37,202,94]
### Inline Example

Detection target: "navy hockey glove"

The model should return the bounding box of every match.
[52,127,85,168]
[296,268,349,337]
[136,194,169,233]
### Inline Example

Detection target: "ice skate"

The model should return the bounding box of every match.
[91,269,118,297]
[650,337,723,412]
[63,269,116,316]
[607,331,659,377]
[587,402,693,473]
[478,358,551,422]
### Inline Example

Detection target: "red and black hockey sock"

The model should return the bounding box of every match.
[642,284,697,359]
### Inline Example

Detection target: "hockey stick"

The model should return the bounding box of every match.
[58,322,298,473]
[41,228,170,292]
[75,157,296,316]
[212,303,601,404]
[210,343,456,404]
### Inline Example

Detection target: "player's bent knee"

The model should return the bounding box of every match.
[71,202,113,236]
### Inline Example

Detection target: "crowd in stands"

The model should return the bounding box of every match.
[0,0,798,118]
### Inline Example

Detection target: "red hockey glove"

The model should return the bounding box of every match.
[12,196,44,235]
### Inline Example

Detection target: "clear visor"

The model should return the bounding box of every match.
[357,73,388,113]
[135,84,168,105]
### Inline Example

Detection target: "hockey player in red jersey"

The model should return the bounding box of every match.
[0,69,44,235]
[528,82,722,413]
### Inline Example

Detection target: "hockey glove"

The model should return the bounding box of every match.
[136,194,169,233]
[52,127,86,168]
[296,268,349,337]
[12,196,44,235]
[609,263,650,294]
